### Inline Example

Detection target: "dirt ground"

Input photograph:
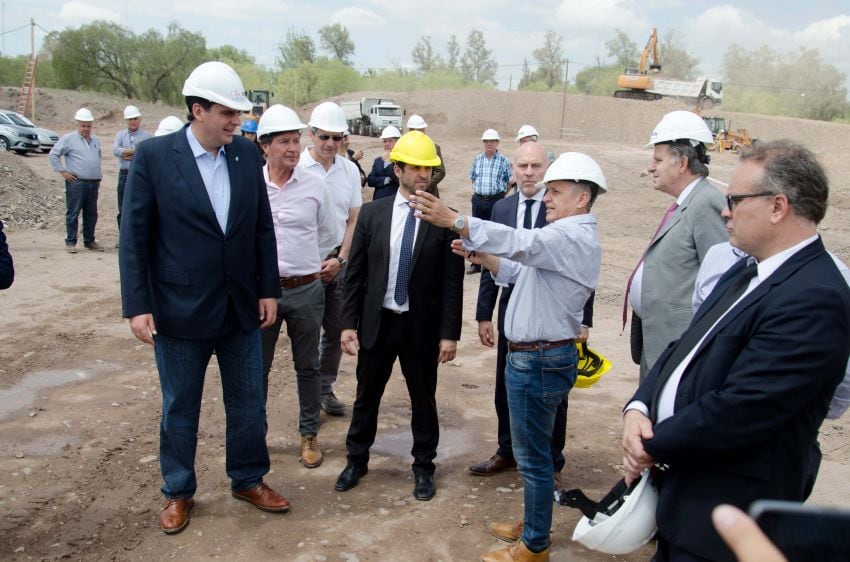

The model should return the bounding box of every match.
[0,88,848,561]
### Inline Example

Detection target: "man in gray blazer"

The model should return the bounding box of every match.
[625,111,728,381]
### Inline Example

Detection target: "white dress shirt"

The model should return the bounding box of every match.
[383,192,420,312]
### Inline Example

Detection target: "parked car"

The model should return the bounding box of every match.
[0,110,58,153]
[0,121,39,155]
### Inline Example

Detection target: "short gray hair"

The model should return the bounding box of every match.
[663,141,710,177]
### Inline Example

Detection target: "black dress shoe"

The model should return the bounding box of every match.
[335,464,367,492]
[413,473,436,501]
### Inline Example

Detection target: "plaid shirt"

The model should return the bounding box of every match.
[469,151,511,196]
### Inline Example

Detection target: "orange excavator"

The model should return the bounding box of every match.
[614,28,663,101]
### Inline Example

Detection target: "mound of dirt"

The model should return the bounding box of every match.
[0,151,61,227]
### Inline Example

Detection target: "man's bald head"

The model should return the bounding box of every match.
[513,141,549,197]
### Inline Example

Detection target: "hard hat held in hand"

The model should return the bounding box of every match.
[380,125,401,139]
[481,128,500,141]
[308,102,348,133]
[537,152,608,193]
[647,110,714,148]
[182,61,252,112]
[390,131,442,167]
[123,105,141,119]
[567,469,658,555]
[74,108,94,122]
[573,342,613,389]
[516,124,539,141]
[258,104,307,138]
[406,114,428,130]
[155,116,184,137]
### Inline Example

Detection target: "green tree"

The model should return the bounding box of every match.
[207,45,254,64]
[274,59,359,106]
[135,23,206,104]
[520,30,563,91]
[605,29,638,69]
[278,28,316,70]
[318,23,355,65]
[446,35,460,71]
[412,36,443,73]
[460,29,497,86]
[659,30,700,80]
[574,63,621,96]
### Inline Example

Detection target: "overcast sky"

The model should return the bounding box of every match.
[3,0,850,92]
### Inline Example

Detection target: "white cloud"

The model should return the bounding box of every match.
[331,7,386,30]
[57,1,122,22]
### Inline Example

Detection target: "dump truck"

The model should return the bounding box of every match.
[341,97,404,137]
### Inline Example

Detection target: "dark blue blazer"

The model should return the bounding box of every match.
[366,157,399,201]
[630,237,850,561]
[0,220,13,290]
[475,194,594,329]
[119,126,280,339]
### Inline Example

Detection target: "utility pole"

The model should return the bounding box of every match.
[559,59,569,138]
[508,74,512,91]
[30,17,36,120]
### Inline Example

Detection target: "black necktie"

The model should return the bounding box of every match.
[649,261,758,422]
[523,199,534,229]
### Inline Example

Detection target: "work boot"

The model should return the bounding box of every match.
[321,392,346,416]
[299,435,323,468]
[480,541,549,562]
[488,520,523,542]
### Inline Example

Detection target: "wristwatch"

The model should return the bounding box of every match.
[336,256,348,269]
[451,215,465,234]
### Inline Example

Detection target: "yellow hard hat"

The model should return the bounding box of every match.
[573,342,613,389]
[390,131,442,167]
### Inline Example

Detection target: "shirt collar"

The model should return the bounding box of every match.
[754,234,819,281]
[518,189,545,203]
[186,125,225,160]
[675,177,702,206]
[393,190,412,208]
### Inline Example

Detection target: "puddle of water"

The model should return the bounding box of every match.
[370,427,472,460]
[0,364,116,421]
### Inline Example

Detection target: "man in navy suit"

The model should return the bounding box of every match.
[119,62,289,535]
[622,140,850,562]
[469,142,595,495]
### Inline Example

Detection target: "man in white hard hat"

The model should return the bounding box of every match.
[624,110,727,382]
[467,128,511,274]
[49,107,103,253]
[300,101,363,417]
[622,140,850,561]
[412,152,606,562]
[257,104,338,469]
[154,116,184,137]
[366,125,401,200]
[112,105,151,237]
[470,142,595,494]
[119,61,288,534]
[508,125,555,193]
[406,114,445,197]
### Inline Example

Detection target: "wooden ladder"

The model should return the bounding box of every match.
[16,56,38,114]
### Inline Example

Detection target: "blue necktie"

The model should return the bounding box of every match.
[394,207,416,305]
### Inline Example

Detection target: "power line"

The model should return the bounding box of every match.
[0,23,28,37]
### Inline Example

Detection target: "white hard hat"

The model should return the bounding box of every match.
[538,152,608,193]
[572,470,658,555]
[123,105,142,119]
[257,104,307,138]
[380,125,402,139]
[308,101,348,133]
[74,108,94,122]
[181,61,252,112]
[154,116,184,137]
[481,129,500,141]
[407,114,428,130]
[516,124,539,141]
[646,110,714,148]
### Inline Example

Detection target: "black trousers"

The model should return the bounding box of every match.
[494,329,568,472]
[345,310,440,475]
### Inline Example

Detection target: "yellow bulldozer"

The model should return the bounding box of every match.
[703,116,755,152]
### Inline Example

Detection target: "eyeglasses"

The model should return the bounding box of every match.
[317,134,343,142]
[725,191,775,212]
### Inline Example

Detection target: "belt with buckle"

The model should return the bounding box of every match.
[474,192,505,201]
[280,272,320,289]
[507,339,575,352]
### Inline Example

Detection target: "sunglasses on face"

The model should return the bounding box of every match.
[725,191,775,212]
[317,134,343,142]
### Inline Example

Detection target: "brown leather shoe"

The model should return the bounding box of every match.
[300,435,323,468]
[480,540,549,562]
[488,520,523,542]
[231,482,290,512]
[159,497,194,534]
[469,454,517,475]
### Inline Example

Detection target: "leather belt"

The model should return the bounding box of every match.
[280,272,320,289]
[474,192,505,201]
[507,339,575,352]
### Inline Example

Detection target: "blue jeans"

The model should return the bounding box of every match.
[65,179,99,245]
[154,328,270,498]
[506,343,577,553]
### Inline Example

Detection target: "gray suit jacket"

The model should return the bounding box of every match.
[635,177,728,379]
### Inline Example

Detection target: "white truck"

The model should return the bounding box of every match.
[649,77,724,108]
[341,97,404,137]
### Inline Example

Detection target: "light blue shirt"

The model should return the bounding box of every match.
[464,213,600,342]
[112,127,152,170]
[48,132,102,180]
[186,125,230,233]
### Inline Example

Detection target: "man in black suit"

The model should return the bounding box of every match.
[623,140,850,562]
[469,142,594,494]
[334,131,464,501]
[119,62,290,535]
[0,219,13,290]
